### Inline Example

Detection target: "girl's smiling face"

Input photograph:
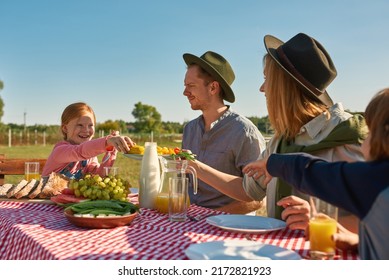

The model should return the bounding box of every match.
[62,112,95,144]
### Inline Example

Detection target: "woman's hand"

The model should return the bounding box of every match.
[277,196,310,231]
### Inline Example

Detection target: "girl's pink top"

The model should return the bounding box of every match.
[41,136,117,178]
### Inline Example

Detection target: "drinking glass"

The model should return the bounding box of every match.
[309,196,338,260]
[168,177,188,222]
[25,162,40,181]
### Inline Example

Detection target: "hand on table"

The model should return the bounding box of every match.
[277,195,310,231]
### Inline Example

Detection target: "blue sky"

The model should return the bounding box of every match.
[1,0,388,126]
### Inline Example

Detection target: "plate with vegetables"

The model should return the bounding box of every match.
[64,200,139,229]
[123,146,196,161]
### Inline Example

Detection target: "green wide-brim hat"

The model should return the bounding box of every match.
[264,33,336,107]
[183,51,235,103]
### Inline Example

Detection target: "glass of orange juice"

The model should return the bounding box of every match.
[25,162,40,181]
[156,190,190,214]
[309,197,338,259]
[168,177,188,222]
[156,192,170,213]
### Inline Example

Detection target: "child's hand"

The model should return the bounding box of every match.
[242,158,273,184]
[106,136,136,153]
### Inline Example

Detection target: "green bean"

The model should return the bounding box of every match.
[88,209,133,216]
[65,200,139,215]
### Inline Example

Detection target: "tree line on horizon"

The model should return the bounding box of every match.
[0,97,273,137]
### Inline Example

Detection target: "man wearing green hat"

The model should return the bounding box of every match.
[182,51,266,214]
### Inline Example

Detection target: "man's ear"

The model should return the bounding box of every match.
[210,81,220,93]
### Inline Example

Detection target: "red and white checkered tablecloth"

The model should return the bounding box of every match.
[0,200,358,260]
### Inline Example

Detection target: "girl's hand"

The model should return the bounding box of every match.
[107,136,136,153]
[110,130,120,136]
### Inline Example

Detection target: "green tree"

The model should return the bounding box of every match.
[96,120,121,134]
[131,102,162,133]
[247,115,272,135]
[116,120,128,133]
[160,121,183,134]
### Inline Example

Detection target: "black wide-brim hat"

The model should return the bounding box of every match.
[264,33,336,107]
[183,51,235,103]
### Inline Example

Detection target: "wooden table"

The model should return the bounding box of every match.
[0,199,358,260]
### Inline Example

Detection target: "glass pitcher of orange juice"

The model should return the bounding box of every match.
[155,158,197,214]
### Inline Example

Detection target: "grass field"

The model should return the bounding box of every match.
[1,138,180,187]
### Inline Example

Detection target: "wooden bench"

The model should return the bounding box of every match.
[0,154,47,185]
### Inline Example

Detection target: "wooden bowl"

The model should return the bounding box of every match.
[64,209,138,229]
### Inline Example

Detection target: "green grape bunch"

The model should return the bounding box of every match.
[68,173,131,202]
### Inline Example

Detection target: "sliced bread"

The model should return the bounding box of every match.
[6,180,28,198]
[0,184,15,197]
[15,179,39,199]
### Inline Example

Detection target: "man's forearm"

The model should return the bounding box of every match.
[191,159,253,202]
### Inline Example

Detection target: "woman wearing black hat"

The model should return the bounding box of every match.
[242,88,389,259]
[190,33,366,251]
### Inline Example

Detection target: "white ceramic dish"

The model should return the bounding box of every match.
[206,214,286,233]
[122,154,144,160]
[129,188,139,194]
[122,154,172,161]
[185,240,302,260]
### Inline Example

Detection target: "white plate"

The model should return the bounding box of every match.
[206,214,286,233]
[185,240,301,260]
[122,154,144,160]
[122,154,171,161]
[129,188,139,194]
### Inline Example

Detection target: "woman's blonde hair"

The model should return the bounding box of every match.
[364,88,389,160]
[61,102,96,140]
[264,55,329,140]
